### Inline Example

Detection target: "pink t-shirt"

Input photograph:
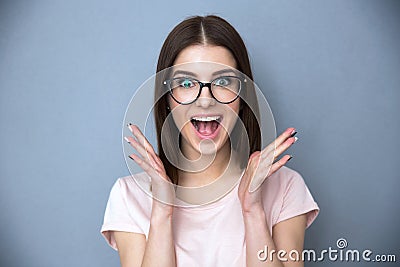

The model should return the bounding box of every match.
[100,166,319,266]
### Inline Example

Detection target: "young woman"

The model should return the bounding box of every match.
[101,15,319,267]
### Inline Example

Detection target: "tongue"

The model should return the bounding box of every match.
[197,121,219,135]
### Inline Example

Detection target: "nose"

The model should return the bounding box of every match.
[195,84,216,108]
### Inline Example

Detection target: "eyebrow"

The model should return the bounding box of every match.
[212,68,237,76]
[171,68,237,78]
[172,70,197,77]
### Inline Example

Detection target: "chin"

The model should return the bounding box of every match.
[191,132,230,156]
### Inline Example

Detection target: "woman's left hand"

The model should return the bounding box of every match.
[238,127,298,214]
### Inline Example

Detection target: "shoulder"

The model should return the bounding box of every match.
[262,165,305,193]
[261,166,319,228]
[260,166,305,207]
[271,165,301,180]
[116,171,152,196]
[101,172,152,249]
[106,171,153,215]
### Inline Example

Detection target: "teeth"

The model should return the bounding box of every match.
[191,116,221,122]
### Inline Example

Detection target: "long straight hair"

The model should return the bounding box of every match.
[154,15,261,185]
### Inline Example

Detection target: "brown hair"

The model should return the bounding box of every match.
[154,15,261,185]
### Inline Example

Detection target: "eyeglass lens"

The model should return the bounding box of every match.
[169,76,241,104]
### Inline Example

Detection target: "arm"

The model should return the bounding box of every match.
[272,215,307,266]
[239,127,303,266]
[243,205,283,267]
[114,201,176,267]
[114,231,146,267]
[243,209,307,267]
[141,201,176,266]
[117,124,177,266]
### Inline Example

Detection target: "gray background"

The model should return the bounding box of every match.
[0,0,399,266]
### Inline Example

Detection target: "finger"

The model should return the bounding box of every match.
[244,151,262,182]
[128,124,164,167]
[262,127,296,157]
[244,152,263,191]
[272,135,298,161]
[128,124,157,155]
[248,158,272,193]
[248,154,292,193]
[128,153,170,184]
[269,154,293,177]
[125,136,161,171]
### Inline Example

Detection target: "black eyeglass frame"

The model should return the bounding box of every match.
[163,75,247,105]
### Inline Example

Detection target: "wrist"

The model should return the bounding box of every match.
[151,199,174,224]
[242,204,265,221]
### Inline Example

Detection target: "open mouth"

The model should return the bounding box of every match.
[190,115,222,137]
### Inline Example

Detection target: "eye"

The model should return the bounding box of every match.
[214,77,231,87]
[177,78,196,89]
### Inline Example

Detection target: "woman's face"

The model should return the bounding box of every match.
[168,45,241,159]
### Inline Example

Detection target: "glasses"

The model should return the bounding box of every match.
[163,76,246,105]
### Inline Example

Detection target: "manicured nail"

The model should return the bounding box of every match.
[128,155,134,161]
[124,136,130,143]
[293,136,298,143]
[290,131,297,137]
[287,155,293,161]
[127,123,133,132]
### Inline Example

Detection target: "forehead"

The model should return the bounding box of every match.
[172,45,238,79]
[173,45,237,68]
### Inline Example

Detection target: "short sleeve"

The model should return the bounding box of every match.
[276,170,319,228]
[100,177,148,250]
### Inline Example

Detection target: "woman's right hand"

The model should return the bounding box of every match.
[124,124,175,218]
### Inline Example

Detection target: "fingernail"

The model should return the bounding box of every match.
[128,155,134,161]
[290,129,296,135]
[293,136,298,143]
[127,123,133,132]
[287,155,293,161]
[124,136,130,143]
[290,131,297,137]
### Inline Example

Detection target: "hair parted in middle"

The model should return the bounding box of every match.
[154,15,261,185]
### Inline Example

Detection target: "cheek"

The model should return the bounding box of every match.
[221,100,241,134]
[232,99,241,113]
[168,95,179,110]
[227,99,241,118]
[167,97,190,130]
